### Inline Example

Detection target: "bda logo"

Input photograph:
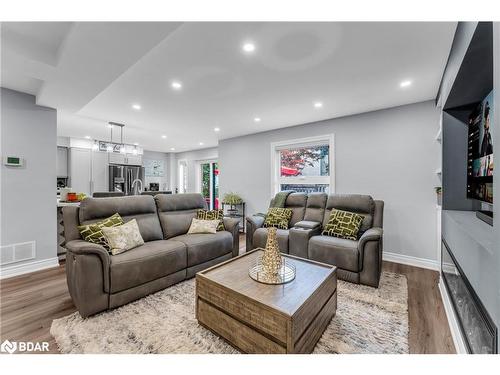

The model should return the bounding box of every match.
[1,339,17,354]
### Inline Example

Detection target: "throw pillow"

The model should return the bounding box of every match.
[197,209,225,231]
[263,207,293,230]
[187,218,220,234]
[77,213,124,250]
[322,209,364,240]
[101,219,145,255]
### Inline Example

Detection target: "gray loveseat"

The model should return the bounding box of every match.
[246,193,384,287]
[63,193,240,317]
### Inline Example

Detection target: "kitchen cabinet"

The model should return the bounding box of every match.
[92,151,109,193]
[57,146,68,177]
[108,152,142,166]
[69,147,91,195]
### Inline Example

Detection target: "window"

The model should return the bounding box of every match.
[271,135,334,195]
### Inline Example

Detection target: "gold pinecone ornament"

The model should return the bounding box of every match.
[262,227,283,276]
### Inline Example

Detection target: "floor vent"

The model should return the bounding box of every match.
[0,241,36,265]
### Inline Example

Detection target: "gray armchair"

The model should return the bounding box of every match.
[306,195,384,287]
[246,193,384,288]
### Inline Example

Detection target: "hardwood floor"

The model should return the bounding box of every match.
[0,235,455,354]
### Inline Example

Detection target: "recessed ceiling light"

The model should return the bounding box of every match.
[132,104,141,110]
[314,102,323,108]
[161,135,167,139]
[171,81,182,90]
[400,80,412,88]
[133,142,139,146]
[214,127,220,132]
[84,135,91,139]
[170,147,175,151]
[254,117,261,123]
[199,142,204,146]
[242,42,256,53]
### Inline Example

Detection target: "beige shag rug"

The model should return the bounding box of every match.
[50,272,408,354]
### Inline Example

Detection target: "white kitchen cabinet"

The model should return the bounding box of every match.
[92,151,109,193]
[108,152,142,166]
[57,146,68,177]
[126,154,142,166]
[69,147,91,195]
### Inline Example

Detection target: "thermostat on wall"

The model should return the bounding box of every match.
[4,156,25,167]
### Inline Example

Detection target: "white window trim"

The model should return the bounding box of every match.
[270,134,335,197]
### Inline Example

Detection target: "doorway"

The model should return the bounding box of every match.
[199,161,219,210]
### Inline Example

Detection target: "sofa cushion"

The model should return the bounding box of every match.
[155,194,206,239]
[285,193,307,226]
[322,209,364,240]
[308,235,360,272]
[304,192,327,223]
[171,232,233,267]
[322,194,375,235]
[263,207,293,230]
[79,196,163,242]
[102,219,145,255]
[109,240,187,293]
[196,209,225,231]
[77,213,124,250]
[253,227,289,253]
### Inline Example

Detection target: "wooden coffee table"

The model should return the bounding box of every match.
[195,249,337,354]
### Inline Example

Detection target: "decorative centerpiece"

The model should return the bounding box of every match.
[249,227,296,284]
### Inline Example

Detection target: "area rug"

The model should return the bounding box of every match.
[50,272,408,354]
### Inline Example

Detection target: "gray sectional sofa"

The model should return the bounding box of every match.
[246,193,384,287]
[63,193,240,317]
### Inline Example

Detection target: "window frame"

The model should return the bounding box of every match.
[270,134,335,196]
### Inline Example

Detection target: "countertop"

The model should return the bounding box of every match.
[57,199,81,208]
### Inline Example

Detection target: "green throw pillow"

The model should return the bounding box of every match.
[322,209,364,240]
[263,207,293,230]
[77,213,124,250]
[197,209,225,231]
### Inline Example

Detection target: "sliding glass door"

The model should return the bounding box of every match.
[200,161,219,210]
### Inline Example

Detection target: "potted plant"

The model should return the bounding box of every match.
[223,192,243,215]
[435,186,442,206]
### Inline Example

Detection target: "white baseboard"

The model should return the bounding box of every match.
[383,251,439,271]
[0,257,59,279]
[439,277,468,353]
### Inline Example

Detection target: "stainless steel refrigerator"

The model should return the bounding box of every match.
[109,165,145,195]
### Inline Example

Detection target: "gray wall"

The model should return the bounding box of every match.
[1,88,57,267]
[219,100,440,261]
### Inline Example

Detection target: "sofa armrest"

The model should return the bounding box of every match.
[289,226,322,259]
[247,215,265,228]
[293,220,321,230]
[65,240,111,292]
[245,215,265,251]
[358,227,383,251]
[223,217,241,257]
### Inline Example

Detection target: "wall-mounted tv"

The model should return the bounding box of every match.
[467,90,494,204]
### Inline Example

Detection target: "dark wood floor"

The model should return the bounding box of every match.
[0,235,455,354]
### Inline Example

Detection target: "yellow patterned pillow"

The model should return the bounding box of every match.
[263,207,293,230]
[196,209,225,231]
[322,209,364,240]
[77,213,124,250]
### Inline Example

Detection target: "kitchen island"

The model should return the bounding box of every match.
[57,199,80,261]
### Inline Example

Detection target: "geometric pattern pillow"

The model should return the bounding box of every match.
[77,213,124,250]
[322,209,364,240]
[196,209,225,231]
[263,207,293,230]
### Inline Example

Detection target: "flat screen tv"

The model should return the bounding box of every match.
[467,90,494,205]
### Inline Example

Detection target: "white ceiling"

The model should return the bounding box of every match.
[1,22,457,153]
